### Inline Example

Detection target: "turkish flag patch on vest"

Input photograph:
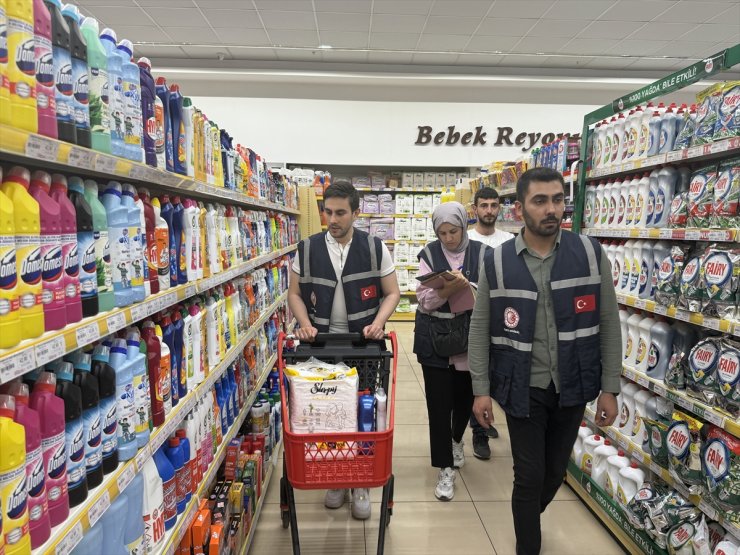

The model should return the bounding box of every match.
[361,285,377,300]
[574,294,596,313]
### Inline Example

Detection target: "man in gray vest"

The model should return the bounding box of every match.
[288,179,400,520]
[469,167,621,555]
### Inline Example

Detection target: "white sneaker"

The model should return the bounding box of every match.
[351,488,371,520]
[435,467,456,501]
[452,440,465,468]
[324,489,348,509]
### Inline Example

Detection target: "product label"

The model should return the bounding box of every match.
[116,381,136,446]
[129,225,144,288]
[162,477,176,523]
[123,80,142,147]
[25,446,46,522]
[78,231,98,300]
[89,67,110,134]
[8,17,35,103]
[39,236,64,308]
[143,500,164,553]
[648,342,659,370]
[65,420,86,490]
[110,225,132,292]
[0,238,19,317]
[158,351,171,407]
[127,534,145,555]
[154,226,169,282]
[16,236,41,309]
[53,46,73,121]
[109,74,126,143]
[0,460,28,547]
[100,396,117,459]
[42,430,67,504]
[154,101,166,169]
[134,371,149,436]
[666,421,691,459]
[175,465,188,506]
[71,57,89,130]
[94,230,112,294]
[35,35,55,113]
[0,7,7,67]
[61,233,80,301]
[703,439,729,480]
[83,406,103,472]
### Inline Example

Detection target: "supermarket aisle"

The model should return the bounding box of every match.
[250,323,626,555]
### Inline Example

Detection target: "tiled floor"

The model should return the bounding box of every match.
[250,323,626,555]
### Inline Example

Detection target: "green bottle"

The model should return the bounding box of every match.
[80,16,111,153]
[83,179,115,312]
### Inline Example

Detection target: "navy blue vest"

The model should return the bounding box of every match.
[413,239,488,368]
[485,230,603,417]
[297,229,384,333]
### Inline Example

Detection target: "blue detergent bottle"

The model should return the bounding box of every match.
[98,28,125,157]
[159,195,176,287]
[99,486,127,555]
[168,84,186,175]
[115,39,143,162]
[126,329,150,448]
[70,352,103,489]
[100,182,133,307]
[70,520,102,555]
[109,338,136,461]
[171,196,186,285]
[61,4,90,148]
[214,380,227,435]
[154,76,173,172]
[119,184,145,302]
[164,437,185,515]
[219,374,233,428]
[170,309,187,400]
[152,445,176,530]
[122,472,145,554]
[159,313,178,407]
[174,429,192,503]
[90,343,118,473]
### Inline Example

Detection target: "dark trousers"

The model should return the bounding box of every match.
[470,414,486,438]
[505,382,586,555]
[421,364,474,469]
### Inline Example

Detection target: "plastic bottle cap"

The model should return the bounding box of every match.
[593,435,601,440]
[137,57,152,69]
[8,382,30,406]
[630,462,638,468]
[61,4,80,20]
[68,176,85,193]
[604,439,611,446]
[0,394,15,418]
[156,76,167,86]
[169,84,180,93]
[74,353,92,372]
[175,429,186,439]
[5,166,31,188]
[34,371,58,393]
[617,450,625,457]
[46,0,62,8]
[117,39,134,58]
[55,362,75,382]
[168,437,180,447]
[100,28,118,43]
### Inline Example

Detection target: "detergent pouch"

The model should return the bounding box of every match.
[713,81,740,141]
[688,165,718,228]
[701,245,740,320]
[712,158,740,229]
[667,410,706,493]
[687,337,721,405]
[644,417,671,468]
[665,342,688,390]
[644,488,702,549]
[657,244,689,308]
[625,481,666,530]
[670,192,690,228]
[674,110,696,151]
[667,515,712,555]
[716,337,740,418]
[694,83,723,146]
[679,253,705,313]
[701,426,740,522]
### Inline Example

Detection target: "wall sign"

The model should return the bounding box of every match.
[414,125,563,151]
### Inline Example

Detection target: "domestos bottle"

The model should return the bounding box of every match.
[68,177,98,317]
[33,0,57,138]
[120,184,145,302]
[7,0,37,133]
[0,179,21,350]
[61,4,89,148]
[45,0,75,143]
[50,174,82,324]
[83,180,113,312]
[98,28,124,156]
[80,16,110,153]
[90,344,117,474]
[101,182,133,307]
[0,0,9,126]
[53,361,87,507]
[0,394,31,555]
[116,39,142,162]
[71,353,102,489]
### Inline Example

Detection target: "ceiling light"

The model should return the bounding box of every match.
[318,44,333,49]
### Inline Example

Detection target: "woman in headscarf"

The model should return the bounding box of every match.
[413,201,490,501]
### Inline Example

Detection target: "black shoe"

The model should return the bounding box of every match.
[472,435,491,460]
[487,426,499,439]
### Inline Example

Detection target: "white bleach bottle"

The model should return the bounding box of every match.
[619,382,641,435]
[625,314,643,367]
[572,421,591,463]
[620,241,634,294]
[628,240,643,296]
[611,113,626,165]
[617,462,645,506]
[603,116,616,167]
[636,316,656,374]
[638,241,654,300]
[637,102,654,159]
[605,450,630,499]
[634,173,651,228]
[647,321,674,380]
[584,182,597,228]
[620,309,630,358]
[608,179,621,227]
[631,389,654,443]
[581,434,606,476]
[613,242,625,290]
[594,181,607,228]
[592,439,618,490]
[617,178,629,227]
[626,175,641,227]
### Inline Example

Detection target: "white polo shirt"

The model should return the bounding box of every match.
[468,228,515,249]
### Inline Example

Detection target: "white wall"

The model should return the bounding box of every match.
[190,97,600,167]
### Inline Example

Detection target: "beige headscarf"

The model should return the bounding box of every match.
[431,202,469,253]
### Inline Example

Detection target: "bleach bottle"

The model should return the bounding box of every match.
[148,196,169,292]
[70,352,102,489]
[109,338,136,461]
[171,308,186,400]
[647,321,673,381]
[168,83,186,175]
[28,170,66,331]
[592,439,618,491]
[121,472,145,555]
[636,316,656,374]
[83,180,113,312]
[154,76,173,171]
[174,429,192,501]
[183,97,194,177]
[141,457,164,551]
[0,179,21,349]
[0,0,9,125]
[159,195,176,287]
[7,382,51,549]
[33,0,57,138]
[1,166,44,340]
[171,196,186,284]
[183,199,198,283]
[617,462,645,506]
[69,520,101,555]
[159,313,178,407]
[98,490,127,555]
[50,174,82,324]
[164,437,185,515]
[137,57,156,167]
[90,344,118,474]
[101,182,133,307]
[61,4,90,148]
[153,89,166,170]
[45,0,75,142]
[120,183,146,301]
[140,322,165,427]
[605,450,629,499]
[67,177,98,317]
[125,329,150,448]
[79,16,110,152]
[28,371,68,526]
[152,446,176,531]
[135,187,157,295]
[53,361,87,507]
[7,0,37,133]
[116,39,142,162]
[98,28,124,156]
[151,322,172,419]
[0,394,31,555]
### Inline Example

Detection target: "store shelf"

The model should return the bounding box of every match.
[390,311,416,321]
[498,187,517,197]
[36,294,288,555]
[358,213,433,218]
[586,137,740,181]
[615,293,739,337]
[496,223,522,234]
[583,227,738,242]
[400,291,417,296]
[0,124,299,215]
[356,188,444,193]
[239,440,282,555]
[0,245,297,384]
[385,239,427,244]
[156,352,279,555]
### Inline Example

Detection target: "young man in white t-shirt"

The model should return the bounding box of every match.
[466,187,514,460]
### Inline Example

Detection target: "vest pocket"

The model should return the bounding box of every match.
[576,336,602,399]
[490,355,514,405]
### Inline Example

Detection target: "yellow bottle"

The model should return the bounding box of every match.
[0,0,10,125]
[0,166,43,340]
[211,123,222,187]
[6,0,36,132]
[0,394,31,555]
[0,175,21,349]
[198,201,208,279]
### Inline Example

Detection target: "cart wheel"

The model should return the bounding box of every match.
[386,474,395,527]
[280,478,290,529]
[281,508,290,529]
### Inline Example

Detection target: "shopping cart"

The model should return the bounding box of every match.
[277,332,398,555]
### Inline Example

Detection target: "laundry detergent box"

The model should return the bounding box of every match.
[423,172,435,189]
[435,172,447,188]
[395,218,412,240]
[396,194,414,214]
[433,193,442,209]
[446,172,457,187]
[414,194,433,215]
[397,268,410,292]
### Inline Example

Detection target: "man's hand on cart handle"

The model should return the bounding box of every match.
[363,323,386,341]
[294,326,319,342]
[473,395,495,429]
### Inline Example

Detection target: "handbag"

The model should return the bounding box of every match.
[430,312,469,357]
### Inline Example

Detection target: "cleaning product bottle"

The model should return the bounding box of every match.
[182,97,194,177]
[647,321,674,380]
[53,361,87,506]
[616,462,645,506]
[159,313,178,407]
[90,343,117,474]
[61,4,89,148]
[611,112,626,165]
[168,83,185,175]
[28,371,68,525]
[619,382,641,435]
[631,389,654,444]
[198,202,208,279]
[659,107,678,154]
[101,181,133,307]
[98,27,124,156]
[7,0,37,133]
[634,173,651,228]
[126,329,150,448]
[638,241,653,300]
[149,195,169,292]
[205,295,220,371]
[153,323,172,418]
[188,303,202,388]
[375,386,388,432]
[164,437,185,515]
[83,180,113,312]
[135,187,157,296]
[580,434,605,475]
[154,76,172,171]
[136,57,156,167]
[115,39,142,162]
[69,520,101,555]
[49,174,82,324]
[98,489,127,555]
[637,102,653,159]
[33,0,56,138]
[120,183,146,301]
[183,199,198,283]
[28,170,65,331]
[646,170,659,228]
[625,313,643,367]
[0,180,21,349]
[1,166,44,340]
[636,316,655,374]
[140,321,165,427]
[171,196,186,284]
[71,352,102,489]
[171,308,186,400]
[109,338,136,461]
[654,166,677,229]
[0,0,9,126]
[181,415,199,493]
[79,16,110,153]
[153,91,165,169]
[121,471,144,555]
[67,177,97,317]
[206,203,219,275]
[604,450,629,500]
[159,195,176,287]
[141,457,164,552]
[45,0,75,142]
[172,432,192,504]
[0,394,31,555]
[592,439,618,490]
[181,306,193,393]
[152,446,176,531]
[651,240,671,299]
[7,382,50,549]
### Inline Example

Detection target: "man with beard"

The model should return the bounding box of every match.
[288,178,400,521]
[468,168,621,555]
[466,187,514,459]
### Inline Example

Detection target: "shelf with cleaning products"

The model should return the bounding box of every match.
[583,227,739,242]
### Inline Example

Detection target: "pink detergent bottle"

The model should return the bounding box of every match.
[8,381,52,548]
[50,174,82,324]
[29,371,70,527]
[29,171,67,331]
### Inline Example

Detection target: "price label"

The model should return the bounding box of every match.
[152,429,169,452]
[703,409,725,427]
[130,303,148,322]
[622,161,635,171]
[35,336,67,367]
[134,443,152,471]
[697,499,718,521]
[636,375,650,388]
[650,461,663,474]
[676,396,693,411]
[653,384,667,398]
[654,304,668,316]
[631,447,645,463]
[95,155,118,174]
[25,135,60,161]
[56,522,84,555]
[75,323,101,347]
[617,436,628,450]
[68,147,96,170]
[185,285,196,298]
[622,368,636,381]
[128,165,150,181]
[709,141,726,155]
[687,146,702,158]
[666,151,683,163]
[166,292,178,306]
[161,173,182,187]
[634,299,647,309]
[0,349,37,383]
[116,463,136,493]
[88,491,111,528]
[106,312,127,334]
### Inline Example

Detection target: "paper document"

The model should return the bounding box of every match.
[448,285,476,313]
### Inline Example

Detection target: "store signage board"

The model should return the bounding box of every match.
[414,125,561,152]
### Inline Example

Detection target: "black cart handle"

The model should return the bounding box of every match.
[286,332,388,342]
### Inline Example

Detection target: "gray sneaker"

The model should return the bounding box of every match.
[487,425,500,439]
[473,435,491,460]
